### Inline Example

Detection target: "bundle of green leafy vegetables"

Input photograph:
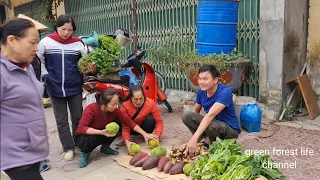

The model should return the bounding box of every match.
[98,35,122,55]
[78,35,121,75]
[190,138,285,180]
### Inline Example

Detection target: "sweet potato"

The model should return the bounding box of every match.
[163,161,174,174]
[169,163,185,175]
[129,152,148,165]
[157,156,170,172]
[142,156,160,170]
[134,155,150,167]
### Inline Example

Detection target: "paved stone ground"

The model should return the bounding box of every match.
[238,123,320,180]
[2,93,320,180]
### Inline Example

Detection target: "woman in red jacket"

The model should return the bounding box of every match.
[120,85,164,153]
[74,89,157,168]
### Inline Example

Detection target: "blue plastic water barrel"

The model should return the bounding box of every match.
[196,0,239,55]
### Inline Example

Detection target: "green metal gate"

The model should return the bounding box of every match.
[237,0,260,99]
[66,0,134,58]
[66,0,260,99]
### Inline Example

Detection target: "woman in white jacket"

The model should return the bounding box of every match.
[37,14,87,161]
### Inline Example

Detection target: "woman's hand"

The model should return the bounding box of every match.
[88,62,97,73]
[100,129,116,137]
[143,133,159,144]
[125,140,135,154]
[132,126,159,144]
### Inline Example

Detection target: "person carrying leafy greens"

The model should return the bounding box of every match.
[182,65,241,157]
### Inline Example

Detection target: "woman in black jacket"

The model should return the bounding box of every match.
[31,55,49,99]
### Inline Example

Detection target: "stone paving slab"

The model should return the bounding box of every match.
[75,162,151,180]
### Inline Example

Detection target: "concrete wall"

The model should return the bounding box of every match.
[259,0,285,119]
[307,0,320,109]
[282,0,308,108]
[259,0,309,119]
[12,0,31,6]
[56,2,65,15]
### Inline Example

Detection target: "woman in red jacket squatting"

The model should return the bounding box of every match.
[120,85,164,154]
[74,89,158,168]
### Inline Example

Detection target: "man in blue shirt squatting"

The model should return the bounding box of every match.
[182,64,241,156]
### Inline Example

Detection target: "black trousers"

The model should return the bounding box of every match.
[43,87,49,98]
[4,162,43,180]
[131,115,156,135]
[74,134,117,153]
[50,94,83,152]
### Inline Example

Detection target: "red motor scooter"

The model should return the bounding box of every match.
[83,49,172,112]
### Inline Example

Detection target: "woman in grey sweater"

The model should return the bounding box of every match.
[0,18,49,179]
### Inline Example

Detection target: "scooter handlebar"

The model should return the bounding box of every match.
[121,49,146,68]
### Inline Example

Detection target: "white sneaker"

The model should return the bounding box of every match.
[64,150,74,161]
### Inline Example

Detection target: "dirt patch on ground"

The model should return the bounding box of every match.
[238,126,320,180]
[159,105,191,145]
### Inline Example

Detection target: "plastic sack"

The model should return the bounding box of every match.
[119,70,138,87]
[86,93,96,106]
[79,31,100,47]
[240,103,262,132]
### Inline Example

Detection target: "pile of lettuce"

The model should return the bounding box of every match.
[78,35,121,75]
[190,138,285,180]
